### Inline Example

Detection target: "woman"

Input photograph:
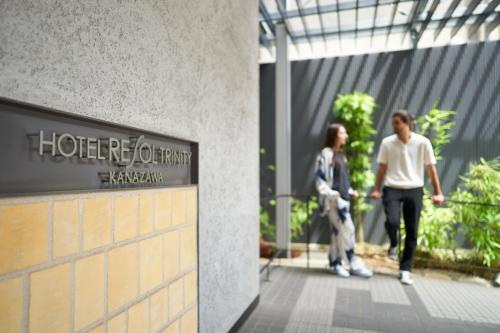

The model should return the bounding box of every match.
[315,123,373,278]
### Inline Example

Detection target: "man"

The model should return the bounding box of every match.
[370,110,444,285]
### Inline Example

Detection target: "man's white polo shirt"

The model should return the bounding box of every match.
[377,133,436,189]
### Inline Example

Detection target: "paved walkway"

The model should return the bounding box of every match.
[237,266,500,333]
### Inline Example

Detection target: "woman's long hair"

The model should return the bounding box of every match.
[324,123,348,170]
[324,123,344,149]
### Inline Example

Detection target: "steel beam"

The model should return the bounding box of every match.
[401,0,428,46]
[467,0,500,39]
[369,0,380,47]
[259,0,414,21]
[295,0,314,50]
[450,0,482,39]
[275,23,292,257]
[385,0,400,45]
[315,0,328,48]
[434,0,461,40]
[486,12,500,36]
[414,0,440,46]
[286,11,500,41]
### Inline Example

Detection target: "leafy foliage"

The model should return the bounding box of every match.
[259,147,276,241]
[450,158,500,267]
[418,189,456,251]
[290,196,319,240]
[414,105,457,251]
[260,200,275,241]
[415,105,499,267]
[259,147,319,242]
[414,105,456,160]
[333,92,377,240]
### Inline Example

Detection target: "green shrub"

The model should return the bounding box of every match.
[333,92,377,241]
[290,196,319,240]
[451,158,500,267]
[414,105,456,161]
[418,189,456,251]
[260,201,275,241]
[414,105,456,251]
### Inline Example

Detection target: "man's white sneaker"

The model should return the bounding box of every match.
[351,267,373,278]
[328,264,350,278]
[400,270,413,285]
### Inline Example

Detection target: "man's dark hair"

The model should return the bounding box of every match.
[392,109,414,129]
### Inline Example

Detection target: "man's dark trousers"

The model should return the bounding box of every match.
[382,187,423,271]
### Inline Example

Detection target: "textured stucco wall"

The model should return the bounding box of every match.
[0,1,259,332]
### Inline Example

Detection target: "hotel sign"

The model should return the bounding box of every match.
[0,98,198,196]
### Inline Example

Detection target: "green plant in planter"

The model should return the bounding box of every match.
[417,195,455,252]
[290,196,319,240]
[259,147,276,242]
[333,92,377,241]
[260,200,276,241]
[414,104,456,161]
[414,105,457,252]
[451,157,500,267]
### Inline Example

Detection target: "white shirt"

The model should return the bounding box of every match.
[377,133,436,189]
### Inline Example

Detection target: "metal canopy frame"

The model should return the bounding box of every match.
[259,0,500,54]
[468,0,500,38]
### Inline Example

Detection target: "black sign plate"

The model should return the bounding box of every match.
[0,98,198,196]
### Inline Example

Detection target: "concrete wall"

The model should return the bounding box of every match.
[0,1,259,332]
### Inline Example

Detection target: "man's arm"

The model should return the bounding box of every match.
[370,163,387,200]
[427,164,444,205]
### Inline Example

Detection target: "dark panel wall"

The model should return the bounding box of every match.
[260,41,500,245]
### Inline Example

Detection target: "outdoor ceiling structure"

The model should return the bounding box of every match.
[259,0,500,63]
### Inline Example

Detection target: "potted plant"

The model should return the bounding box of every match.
[260,201,276,258]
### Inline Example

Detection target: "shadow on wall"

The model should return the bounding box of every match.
[260,41,500,245]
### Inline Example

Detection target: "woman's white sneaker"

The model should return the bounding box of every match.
[328,264,350,278]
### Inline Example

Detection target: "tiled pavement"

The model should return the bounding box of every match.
[237,266,500,333]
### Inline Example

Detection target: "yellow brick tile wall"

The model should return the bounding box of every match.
[83,197,112,250]
[162,320,180,333]
[128,298,150,333]
[107,312,126,333]
[169,278,184,320]
[172,191,186,226]
[0,277,23,333]
[88,324,105,333]
[150,287,169,332]
[30,263,71,333]
[108,243,139,312]
[180,225,197,273]
[75,253,105,331]
[139,193,154,235]
[114,195,139,242]
[186,188,197,224]
[0,186,197,333]
[140,235,163,293]
[184,271,197,307]
[164,231,180,281]
[181,307,197,333]
[155,192,172,230]
[53,200,79,258]
[0,202,49,274]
